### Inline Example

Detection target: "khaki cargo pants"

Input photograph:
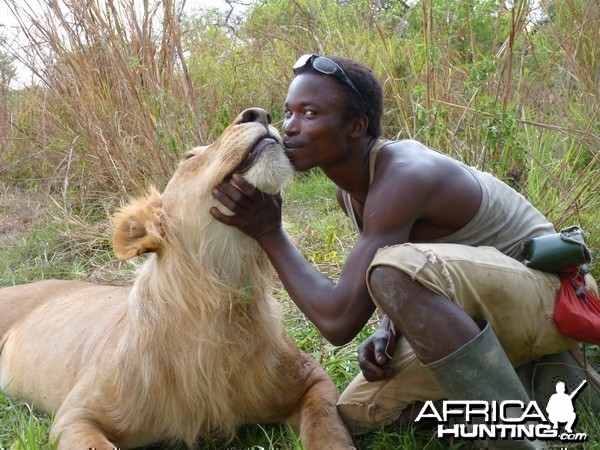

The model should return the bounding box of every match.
[337,243,587,433]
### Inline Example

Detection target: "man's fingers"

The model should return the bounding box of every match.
[213,178,258,211]
[210,206,233,224]
[232,174,256,196]
[221,180,248,200]
[359,358,384,381]
[373,332,395,365]
[360,361,394,382]
[359,343,389,382]
[212,186,241,212]
[374,337,390,365]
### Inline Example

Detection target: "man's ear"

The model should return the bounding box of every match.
[348,115,369,138]
[112,188,165,260]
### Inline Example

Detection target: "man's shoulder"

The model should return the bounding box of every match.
[374,141,457,189]
[380,139,430,154]
[378,140,459,167]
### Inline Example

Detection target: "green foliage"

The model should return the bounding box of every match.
[0,395,58,450]
[282,170,357,276]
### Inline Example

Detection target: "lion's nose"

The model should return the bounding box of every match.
[238,108,272,127]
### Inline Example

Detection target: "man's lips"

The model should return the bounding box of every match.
[283,139,302,149]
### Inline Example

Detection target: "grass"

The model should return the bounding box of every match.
[0,395,57,450]
[1,173,599,449]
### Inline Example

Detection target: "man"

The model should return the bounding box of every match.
[546,382,578,433]
[211,54,598,447]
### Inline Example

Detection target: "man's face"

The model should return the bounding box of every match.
[282,73,355,172]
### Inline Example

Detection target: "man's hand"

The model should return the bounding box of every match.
[358,322,398,382]
[211,174,283,240]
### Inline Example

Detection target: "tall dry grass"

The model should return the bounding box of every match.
[2,0,198,198]
[0,0,597,233]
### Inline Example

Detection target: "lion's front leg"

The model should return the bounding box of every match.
[285,353,355,450]
[51,416,117,450]
[51,397,122,450]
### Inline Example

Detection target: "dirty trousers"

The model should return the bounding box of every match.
[337,243,579,433]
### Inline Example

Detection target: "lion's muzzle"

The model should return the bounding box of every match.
[236,137,278,174]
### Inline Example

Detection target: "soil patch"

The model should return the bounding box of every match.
[0,180,45,248]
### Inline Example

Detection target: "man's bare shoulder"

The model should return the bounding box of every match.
[367,140,483,240]
[379,139,453,166]
[372,140,449,191]
[359,141,441,235]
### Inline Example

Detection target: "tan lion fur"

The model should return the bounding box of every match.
[0,108,354,449]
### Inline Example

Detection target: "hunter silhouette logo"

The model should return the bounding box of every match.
[415,380,589,443]
[546,380,586,433]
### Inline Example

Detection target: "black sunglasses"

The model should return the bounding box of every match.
[293,54,365,103]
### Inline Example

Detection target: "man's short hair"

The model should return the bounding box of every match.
[301,55,384,138]
[331,56,383,138]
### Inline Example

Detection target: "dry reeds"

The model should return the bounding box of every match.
[0,0,597,236]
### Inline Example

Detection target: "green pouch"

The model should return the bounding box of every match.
[522,226,592,272]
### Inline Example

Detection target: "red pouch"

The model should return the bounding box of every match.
[554,268,600,345]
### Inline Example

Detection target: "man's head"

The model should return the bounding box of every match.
[292,54,383,138]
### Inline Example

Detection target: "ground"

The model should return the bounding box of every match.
[0,181,44,249]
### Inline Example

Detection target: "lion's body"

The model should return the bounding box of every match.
[0,280,127,414]
[0,278,302,447]
[0,109,354,449]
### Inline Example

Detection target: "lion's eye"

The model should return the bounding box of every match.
[184,152,196,160]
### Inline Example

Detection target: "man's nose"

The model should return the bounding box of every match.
[283,114,299,136]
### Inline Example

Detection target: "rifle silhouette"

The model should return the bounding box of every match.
[569,380,587,400]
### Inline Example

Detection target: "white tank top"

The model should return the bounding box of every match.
[341,140,555,259]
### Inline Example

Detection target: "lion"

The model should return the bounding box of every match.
[0,108,355,449]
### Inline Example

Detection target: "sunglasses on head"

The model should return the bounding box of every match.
[293,54,365,103]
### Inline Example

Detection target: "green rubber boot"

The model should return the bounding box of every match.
[425,321,546,449]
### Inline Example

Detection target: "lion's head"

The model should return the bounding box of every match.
[112,108,294,261]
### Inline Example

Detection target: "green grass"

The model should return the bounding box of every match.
[0,395,57,450]
[0,172,599,449]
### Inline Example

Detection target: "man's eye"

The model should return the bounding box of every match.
[304,110,317,118]
[283,109,292,119]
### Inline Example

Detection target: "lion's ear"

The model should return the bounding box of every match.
[112,188,165,260]
[184,145,208,159]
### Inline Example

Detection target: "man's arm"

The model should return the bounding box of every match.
[211,177,390,344]
[212,161,433,344]
[255,227,376,345]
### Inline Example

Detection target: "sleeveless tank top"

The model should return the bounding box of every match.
[341,139,555,259]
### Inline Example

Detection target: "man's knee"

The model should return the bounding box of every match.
[368,265,412,311]
[369,264,440,314]
[369,264,402,293]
